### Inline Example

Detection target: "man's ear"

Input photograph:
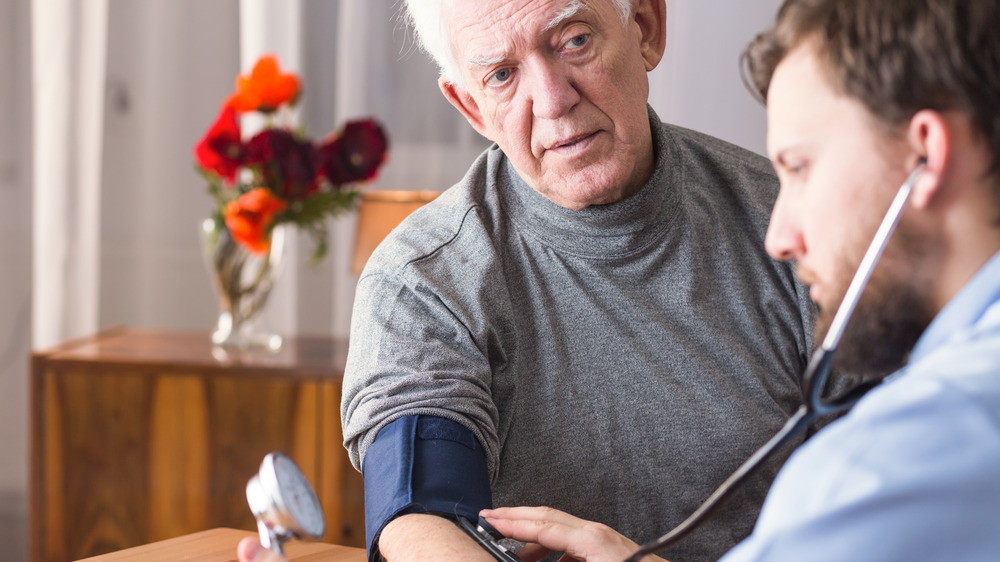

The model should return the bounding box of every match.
[440,77,491,139]
[634,0,667,71]
[907,109,950,209]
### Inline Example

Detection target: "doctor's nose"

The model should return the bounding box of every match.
[765,194,805,262]
[529,64,580,120]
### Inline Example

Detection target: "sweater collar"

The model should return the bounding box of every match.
[499,105,680,259]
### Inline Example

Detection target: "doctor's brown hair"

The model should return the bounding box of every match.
[741,0,1000,182]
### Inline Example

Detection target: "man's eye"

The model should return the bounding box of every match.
[563,34,589,50]
[486,67,513,86]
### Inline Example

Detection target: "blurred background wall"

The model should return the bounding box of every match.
[1,0,32,558]
[0,0,782,559]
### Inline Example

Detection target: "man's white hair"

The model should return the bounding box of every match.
[402,0,633,87]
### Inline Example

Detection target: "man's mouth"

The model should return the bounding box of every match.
[546,131,598,154]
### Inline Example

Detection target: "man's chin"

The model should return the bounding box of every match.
[538,174,633,209]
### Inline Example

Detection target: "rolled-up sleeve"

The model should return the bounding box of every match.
[341,269,500,475]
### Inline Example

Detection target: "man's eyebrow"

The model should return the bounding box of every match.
[468,53,507,68]
[544,0,587,32]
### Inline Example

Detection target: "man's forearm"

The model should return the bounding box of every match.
[379,513,497,561]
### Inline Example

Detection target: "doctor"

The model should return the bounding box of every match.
[478,0,1000,560]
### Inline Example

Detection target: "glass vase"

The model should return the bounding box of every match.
[201,217,285,350]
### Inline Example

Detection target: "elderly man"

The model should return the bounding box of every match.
[477,0,1000,560]
[239,1,813,561]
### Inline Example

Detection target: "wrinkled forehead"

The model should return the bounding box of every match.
[442,0,593,25]
[443,0,608,63]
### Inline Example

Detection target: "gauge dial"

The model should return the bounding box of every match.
[247,451,326,554]
[273,453,325,537]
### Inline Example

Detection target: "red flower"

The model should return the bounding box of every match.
[244,129,318,199]
[227,54,301,113]
[196,55,391,260]
[223,188,288,255]
[194,104,244,182]
[316,119,389,185]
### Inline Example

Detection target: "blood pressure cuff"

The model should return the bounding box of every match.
[361,415,493,561]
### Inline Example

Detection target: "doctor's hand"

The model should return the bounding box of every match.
[480,507,669,562]
[237,537,289,562]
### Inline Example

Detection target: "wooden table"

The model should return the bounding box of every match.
[30,327,365,562]
[76,528,365,561]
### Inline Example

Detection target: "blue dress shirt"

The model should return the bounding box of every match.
[721,251,1000,561]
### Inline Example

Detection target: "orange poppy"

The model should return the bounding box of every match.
[227,54,301,114]
[224,188,288,254]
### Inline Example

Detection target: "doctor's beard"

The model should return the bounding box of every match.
[815,228,936,382]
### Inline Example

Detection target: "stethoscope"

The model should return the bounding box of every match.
[623,161,926,562]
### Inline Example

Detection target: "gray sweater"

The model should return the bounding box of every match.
[342,109,814,561]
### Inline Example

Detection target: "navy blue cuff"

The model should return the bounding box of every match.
[362,415,492,561]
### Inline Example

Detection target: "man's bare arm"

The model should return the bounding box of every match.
[379,513,498,561]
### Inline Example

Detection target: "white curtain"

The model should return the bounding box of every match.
[239,0,304,338]
[31,0,108,349]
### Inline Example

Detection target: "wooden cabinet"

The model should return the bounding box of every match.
[75,528,365,562]
[30,327,365,562]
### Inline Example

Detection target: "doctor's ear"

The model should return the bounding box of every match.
[906,109,950,209]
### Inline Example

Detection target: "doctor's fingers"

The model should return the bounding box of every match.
[510,542,554,562]
[237,537,289,562]
[481,507,642,562]
[483,505,584,526]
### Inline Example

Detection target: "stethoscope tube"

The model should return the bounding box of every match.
[623,162,925,562]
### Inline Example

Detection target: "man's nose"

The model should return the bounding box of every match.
[764,192,805,262]
[528,62,580,119]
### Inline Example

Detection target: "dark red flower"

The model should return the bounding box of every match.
[194,104,244,182]
[316,119,389,185]
[245,129,318,199]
